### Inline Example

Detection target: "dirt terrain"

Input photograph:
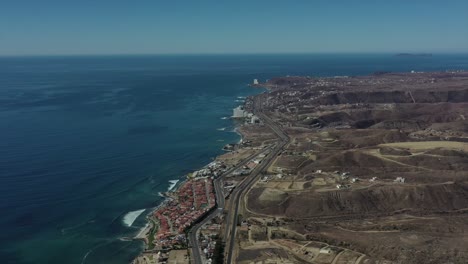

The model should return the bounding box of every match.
[237,71,468,264]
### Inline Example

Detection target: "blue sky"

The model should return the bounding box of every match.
[1,0,468,55]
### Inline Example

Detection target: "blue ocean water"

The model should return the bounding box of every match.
[1,54,467,264]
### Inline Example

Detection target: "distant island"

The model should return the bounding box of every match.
[395,53,433,57]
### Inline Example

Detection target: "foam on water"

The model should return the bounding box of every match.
[122,209,146,227]
[81,249,92,264]
[168,180,179,191]
[80,241,111,264]
[217,127,226,131]
[220,116,229,120]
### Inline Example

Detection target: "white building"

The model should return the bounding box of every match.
[394,177,406,183]
[253,79,259,85]
[250,115,260,124]
[320,247,332,254]
[232,106,247,118]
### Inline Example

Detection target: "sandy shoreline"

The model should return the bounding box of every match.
[135,222,150,239]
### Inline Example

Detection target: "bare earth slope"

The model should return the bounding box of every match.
[238,71,468,264]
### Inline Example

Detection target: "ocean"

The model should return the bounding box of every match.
[1,54,468,264]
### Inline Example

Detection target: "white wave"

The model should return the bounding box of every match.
[168,179,179,191]
[220,116,229,120]
[122,209,146,227]
[81,241,112,264]
[235,99,244,102]
[217,127,227,131]
[237,96,246,99]
[81,249,93,264]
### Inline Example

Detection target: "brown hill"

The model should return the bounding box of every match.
[248,182,468,218]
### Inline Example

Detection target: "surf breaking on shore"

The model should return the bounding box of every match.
[122,209,146,227]
[167,180,179,191]
[131,94,251,262]
[157,179,180,197]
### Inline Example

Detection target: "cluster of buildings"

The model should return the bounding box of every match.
[232,105,261,124]
[152,178,216,249]
[191,161,227,178]
[200,240,216,264]
[231,155,264,177]
[198,223,222,263]
[334,171,356,189]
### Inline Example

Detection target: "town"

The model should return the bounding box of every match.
[153,177,216,249]
[134,72,468,264]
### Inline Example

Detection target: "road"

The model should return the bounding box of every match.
[188,93,289,264]
[224,94,289,264]
[188,146,272,264]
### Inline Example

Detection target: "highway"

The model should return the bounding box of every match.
[224,94,289,264]
[188,147,272,264]
[188,93,289,264]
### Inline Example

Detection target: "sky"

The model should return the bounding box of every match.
[1,0,468,55]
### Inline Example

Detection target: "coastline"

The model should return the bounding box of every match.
[233,126,244,144]
[6,55,468,264]
[131,107,248,262]
[132,178,181,244]
[133,196,171,239]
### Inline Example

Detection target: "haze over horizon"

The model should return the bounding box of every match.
[1,0,468,56]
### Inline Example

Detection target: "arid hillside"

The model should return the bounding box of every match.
[238,72,468,264]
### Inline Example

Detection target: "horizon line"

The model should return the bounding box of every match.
[1,51,468,58]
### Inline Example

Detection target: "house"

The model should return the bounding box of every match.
[394,177,405,183]
[319,247,332,254]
